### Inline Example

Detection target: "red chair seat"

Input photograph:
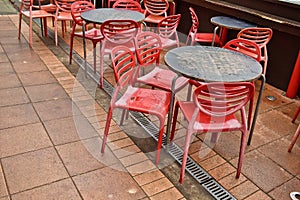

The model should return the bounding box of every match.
[177,101,242,132]
[137,67,188,91]
[195,33,222,46]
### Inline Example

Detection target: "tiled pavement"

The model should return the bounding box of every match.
[0,2,300,200]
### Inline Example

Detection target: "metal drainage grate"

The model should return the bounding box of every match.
[51,31,236,200]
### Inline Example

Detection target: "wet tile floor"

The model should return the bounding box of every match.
[0,2,299,199]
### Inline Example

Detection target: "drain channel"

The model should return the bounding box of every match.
[55,34,236,200]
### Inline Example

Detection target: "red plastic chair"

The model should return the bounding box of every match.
[223,38,261,129]
[143,0,169,26]
[170,82,254,183]
[237,27,273,75]
[18,0,54,47]
[186,7,222,46]
[54,0,78,46]
[70,1,103,73]
[99,19,139,88]
[134,31,188,94]
[157,14,181,49]
[112,0,143,13]
[288,105,300,152]
[101,45,171,164]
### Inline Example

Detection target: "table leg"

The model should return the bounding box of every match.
[165,74,179,146]
[247,74,266,145]
[82,21,87,78]
[212,26,219,46]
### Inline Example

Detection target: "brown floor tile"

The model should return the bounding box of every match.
[141,177,174,197]
[56,137,119,176]
[18,71,56,86]
[277,102,300,121]
[150,187,183,200]
[44,115,98,145]
[33,98,80,122]
[218,173,247,190]
[258,138,300,175]
[244,190,272,200]
[12,60,48,74]
[0,165,8,198]
[2,147,68,194]
[208,163,236,181]
[11,178,81,200]
[233,150,293,192]
[0,87,29,106]
[268,178,300,200]
[25,83,68,102]
[0,62,14,73]
[247,119,283,148]
[0,53,9,63]
[126,160,157,177]
[0,104,39,129]
[0,73,21,89]
[257,109,297,136]
[120,152,149,167]
[73,166,146,200]
[113,145,142,159]
[210,131,246,161]
[229,180,259,200]
[0,197,9,200]
[134,169,165,186]
[198,154,226,171]
[6,48,40,63]
[107,137,135,151]
[0,123,52,158]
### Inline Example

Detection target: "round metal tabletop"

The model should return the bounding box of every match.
[164,46,262,82]
[211,16,256,30]
[81,8,145,24]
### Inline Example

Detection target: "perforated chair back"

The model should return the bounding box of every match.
[144,0,169,16]
[135,31,162,67]
[157,14,181,48]
[101,19,139,45]
[71,0,94,26]
[237,27,273,74]
[113,0,143,12]
[194,82,254,118]
[223,38,261,62]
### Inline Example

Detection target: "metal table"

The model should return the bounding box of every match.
[210,16,256,45]
[164,45,265,145]
[80,8,144,76]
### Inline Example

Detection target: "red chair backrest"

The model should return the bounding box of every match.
[193,82,254,117]
[55,0,77,12]
[71,1,94,26]
[144,0,169,16]
[101,19,139,45]
[21,0,33,9]
[110,45,136,88]
[237,27,273,48]
[158,14,181,39]
[135,31,162,67]
[113,0,142,12]
[186,7,200,45]
[223,38,261,62]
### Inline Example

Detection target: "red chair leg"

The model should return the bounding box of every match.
[180,130,193,183]
[288,124,300,152]
[101,107,113,153]
[292,105,300,123]
[155,119,165,165]
[236,129,248,178]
